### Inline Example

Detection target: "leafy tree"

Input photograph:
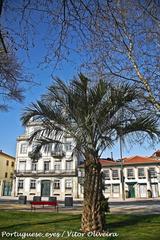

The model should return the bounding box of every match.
[21,74,159,232]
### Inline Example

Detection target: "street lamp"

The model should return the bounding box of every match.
[120,134,125,200]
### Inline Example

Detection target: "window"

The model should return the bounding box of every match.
[65,142,72,151]
[103,170,110,180]
[10,173,13,178]
[44,144,52,153]
[127,168,135,179]
[66,161,73,170]
[31,162,37,171]
[19,161,26,171]
[112,169,119,179]
[105,184,111,193]
[18,180,24,189]
[148,168,156,178]
[138,168,145,178]
[53,179,60,189]
[112,184,120,193]
[6,160,9,166]
[44,161,49,171]
[54,163,61,171]
[54,144,62,152]
[20,143,28,154]
[5,172,8,178]
[65,179,72,189]
[11,162,14,167]
[30,180,36,189]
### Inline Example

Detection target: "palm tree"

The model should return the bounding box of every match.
[21,74,159,232]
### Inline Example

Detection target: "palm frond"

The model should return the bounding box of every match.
[21,74,160,158]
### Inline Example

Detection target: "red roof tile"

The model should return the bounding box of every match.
[123,156,159,165]
[78,155,160,168]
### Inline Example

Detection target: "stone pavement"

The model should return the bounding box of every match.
[0,201,160,215]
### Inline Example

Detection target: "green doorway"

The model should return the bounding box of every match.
[128,183,135,198]
[41,180,51,197]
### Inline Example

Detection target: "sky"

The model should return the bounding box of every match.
[0,2,159,159]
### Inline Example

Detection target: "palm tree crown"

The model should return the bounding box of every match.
[21,74,159,158]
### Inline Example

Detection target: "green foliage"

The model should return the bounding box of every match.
[21,74,160,158]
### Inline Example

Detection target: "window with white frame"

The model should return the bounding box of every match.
[19,161,26,171]
[138,168,145,178]
[65,142,72,151]
[148,167,156,178]
[54,143,63,152]
[112,184,120,193]
[53,179,60,189]
[66,161,73,170]
[105,184,111,193]
[127,168,135,179]
[18,180,24,189]
[103,170,110,180]
[20,143,28,154]
[54,163,61,171]
[31,162,37,171]
[30,180,36,189]
[65,179,72,189]
[112,169,119,179]
[44,144,52,153]
[44,161,50,171]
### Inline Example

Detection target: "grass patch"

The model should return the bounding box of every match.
[0,211,160,240]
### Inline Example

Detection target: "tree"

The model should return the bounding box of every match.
[0,0,34,111]
[2,0,160,111]
[0,48,24,111]
[21,74,159,232]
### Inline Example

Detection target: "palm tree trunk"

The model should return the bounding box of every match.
[81,154,106,232]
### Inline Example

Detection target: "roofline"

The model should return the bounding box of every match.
[78,161,160,168]
[0,151,15,160]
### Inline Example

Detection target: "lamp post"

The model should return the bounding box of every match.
[120,134,125,200]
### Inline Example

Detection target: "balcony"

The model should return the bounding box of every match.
[15,169,76,177]
[28,151,42,161]
[51,151,65,158]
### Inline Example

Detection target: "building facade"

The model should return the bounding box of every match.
[0,150,15,196]
[15,121,160,200]
[78,155,160,199]
[15,122,81,200]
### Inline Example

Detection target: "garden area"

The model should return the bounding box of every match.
[0,211,160,240]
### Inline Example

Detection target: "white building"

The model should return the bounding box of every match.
[78,154,160,199]
[15,121,160,200]
[15,122,81,200]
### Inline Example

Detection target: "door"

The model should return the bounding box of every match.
[41,180,51,197]
[151,183,158,198]
[139,184,147,198]
[3,181,12,196]
[128,184,135,198]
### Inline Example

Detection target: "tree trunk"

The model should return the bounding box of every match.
[81,154,106,232]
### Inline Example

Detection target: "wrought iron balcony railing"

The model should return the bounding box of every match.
[51,151,65,158]
[15,169,76,176]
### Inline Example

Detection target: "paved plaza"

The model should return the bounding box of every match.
[0,197,160,215]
